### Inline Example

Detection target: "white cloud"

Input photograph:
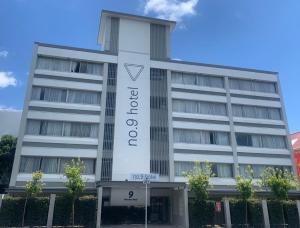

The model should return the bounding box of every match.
[144,0,199,22]
[0,105,22,112]
[0,50,8,58]
[0,72,17,88]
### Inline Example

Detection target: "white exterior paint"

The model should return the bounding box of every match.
[9,11,295,202]
[111,18,151,181]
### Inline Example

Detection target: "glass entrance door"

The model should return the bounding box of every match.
[149,197,170,224]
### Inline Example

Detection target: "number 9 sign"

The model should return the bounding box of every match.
[128,191,134,199]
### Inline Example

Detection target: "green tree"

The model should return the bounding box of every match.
[236,165,255,226]
[260,167,298,226]
[22,171,44,227]
[0,135,17,187]
[64,158,85,227]
[185,161,214,202]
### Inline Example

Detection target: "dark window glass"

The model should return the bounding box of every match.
[236,134,252,146]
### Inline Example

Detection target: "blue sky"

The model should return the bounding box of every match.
[0,0,299,132]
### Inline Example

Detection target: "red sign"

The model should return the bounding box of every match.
[215,201,222,212]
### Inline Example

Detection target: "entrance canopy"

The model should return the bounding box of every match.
[96,181,187,189]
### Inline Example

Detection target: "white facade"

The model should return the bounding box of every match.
[10,10,294,193]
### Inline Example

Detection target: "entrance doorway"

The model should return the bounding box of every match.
[101,197,170,225]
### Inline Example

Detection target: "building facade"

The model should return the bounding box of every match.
[9,10,295,226]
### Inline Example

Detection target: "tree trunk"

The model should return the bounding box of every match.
[22,197,28,227]
[72,199,75,227]
[245,200,248,227]
[281,202,286,227]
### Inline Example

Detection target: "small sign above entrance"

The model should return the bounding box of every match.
[129,173,159,182]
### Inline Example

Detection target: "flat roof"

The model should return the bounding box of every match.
[98,10,176,46]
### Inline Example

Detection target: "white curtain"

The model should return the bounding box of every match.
[40,121,63,136]
[217,164,232,177]
[59,158,72,173]
[41,158,58,173]
[36,57,70,72]
[174,129,228,145]
[232,104,281,120]
[19,157,40,173]
[173,99,226,116]
[26,120,41,135]
[67,90,101,105]
[64,122,98,138]
[230,78,276,93]
[31,87,42,100]
[43,88,67,102]
[171,71,224,88]
[82,159,95,174]
[174,162,194,176]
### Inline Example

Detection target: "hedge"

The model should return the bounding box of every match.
[0,196,49,227]
[230,199,263,227]
[268,200,299,226]
[189,199,225,227]
[53,195,96,227]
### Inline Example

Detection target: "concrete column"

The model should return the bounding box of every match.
[296,200,300,224]
[96,187,103,228]
[47,194,56,228]
[183,188,189,228]
[0,194,4,211]
[262,199,270,228]
[224,198,231,228]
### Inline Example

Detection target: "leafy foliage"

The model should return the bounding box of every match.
[25,171,44,197]
[64,158,85,199]
[260,167,297,201]
[22,171,44,226]
[0,135,17,186]
[64,158,86,226]
[185,161,214,202]
[236,165,255,201]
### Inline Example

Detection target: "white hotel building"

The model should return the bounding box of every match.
[9,10,295,226]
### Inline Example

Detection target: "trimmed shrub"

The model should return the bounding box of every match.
[284,201,299,227]
[75,195,97,227]
[189,199,215,227]
[230,199,263,226]
[268,200,285,225]
[53,195,97,226]
[0,196,49,227]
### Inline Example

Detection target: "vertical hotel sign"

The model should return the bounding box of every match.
[112,51,150,181]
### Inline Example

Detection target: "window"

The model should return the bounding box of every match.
[173,129,230,145]
[151,97,167,109]
[26,120,99,138]
[229,78,276,93]
[239,164,292,178]
[19,156,96,174]
[236,133,253,146]
[232,104,281,120]
[36,56,103,75]
[173,99,227,116]
[236,133,287,149]
[174,162,233,177]
[31,86,101,105]
[19,157,41,173]
[172,71,224,88]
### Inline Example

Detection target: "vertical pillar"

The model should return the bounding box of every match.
[296,200,300,224]
[224,198,231,228]
[183,187,189,228]
[262,199,270,228]
[47,194,56,228]
[96,187,103,228]
[0,194,4,211]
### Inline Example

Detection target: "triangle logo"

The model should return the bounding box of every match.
[124,63,144,81]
